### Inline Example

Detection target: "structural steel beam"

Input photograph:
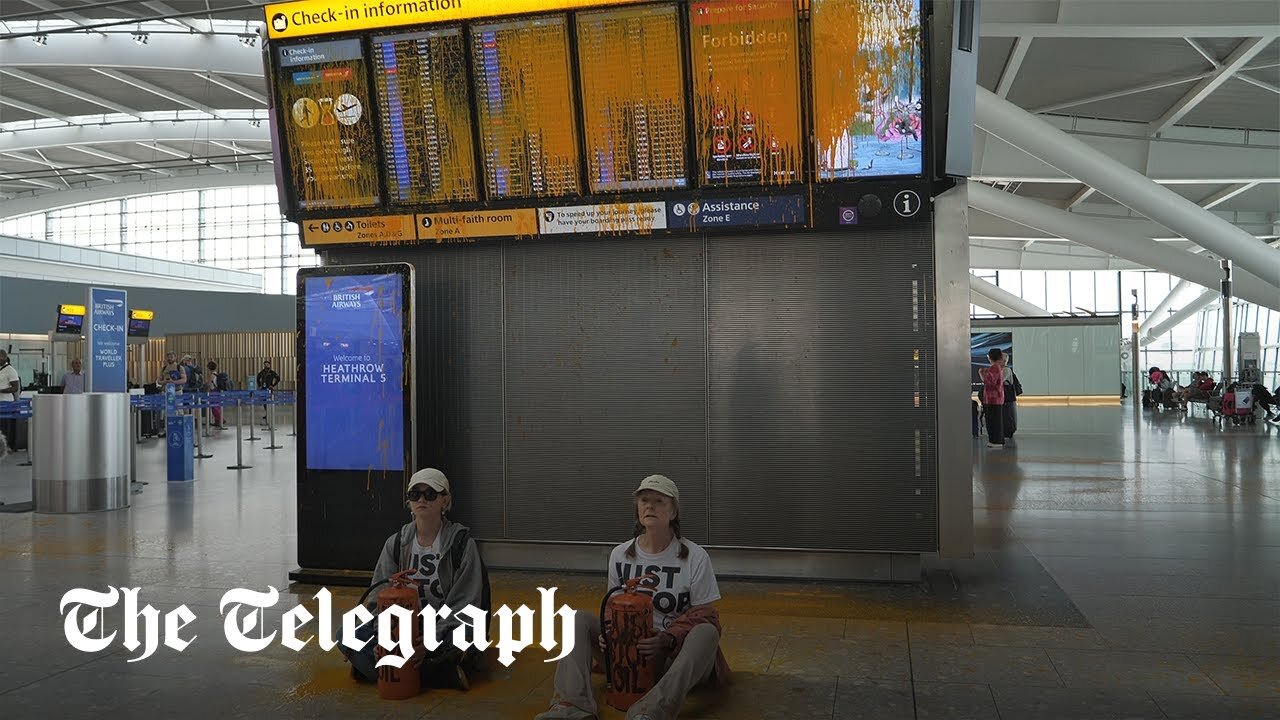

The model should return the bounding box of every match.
[975,86,1280,287]
[91,68,227,119]
[969,183,1280,312]
[1200,183,1259,210]
[0,32,262,77]
[981,23,1279,39]
[1,150,116,183]
[1141,279,1193,336]
[0,120,268,154]
[995,37,1031,98]
[67,145,173,176]
[0,169,275,218]
[1141,291,1219,346]
[973,116,1280,185]
[0,68,146,119]
[1149,38,1271,133]
[969,274,1050,317]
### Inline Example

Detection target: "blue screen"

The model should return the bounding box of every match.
[304,274,404,471]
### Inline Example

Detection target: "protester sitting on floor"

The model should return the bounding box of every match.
[536,475,730,720]
[338,468,490,691]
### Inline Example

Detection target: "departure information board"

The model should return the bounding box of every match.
[371,28,479,204]
[689,0,803,186]
[471,15,580,200]
[277,39,381,209]
[811,0,923,179]
[576,4,688,193]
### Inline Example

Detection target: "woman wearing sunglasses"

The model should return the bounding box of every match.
[536,474,730,720]
[340,467,490,691]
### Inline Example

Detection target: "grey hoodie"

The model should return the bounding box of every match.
[369,518,487,638]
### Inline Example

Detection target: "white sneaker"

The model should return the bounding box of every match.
[987,442,1002,448]
[534,702,597,720]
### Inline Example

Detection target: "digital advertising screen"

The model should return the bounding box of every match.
[276,39,381,210]
[372,27,479,205]
[577,4,688,193]
[811,0,924,179]
[471,15,581,199]
[303,273,405,471]
[689,0,803,186]
[971,332,1014,386]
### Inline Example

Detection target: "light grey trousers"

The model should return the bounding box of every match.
[549,609,720,720]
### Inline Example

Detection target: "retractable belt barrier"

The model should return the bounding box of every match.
[0,399,33,420]
[125,391,297,471]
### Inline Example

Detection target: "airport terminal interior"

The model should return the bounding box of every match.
[1,1,1278,719]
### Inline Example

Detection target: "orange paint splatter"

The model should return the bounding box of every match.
[689,0,803,186]
[471,15,580,199]
[577,4,688,193]
[811,0,921,178]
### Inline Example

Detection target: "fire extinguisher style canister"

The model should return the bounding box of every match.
[375,570,422,700]
[602,573,661,711]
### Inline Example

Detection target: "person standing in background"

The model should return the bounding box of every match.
[981,348,1006,449]
[0,350,21,462]
[256,359,280,422]
[1001,361,1021,439]
[205,360,224,429]
[61,358,85,394]
[158,351,186,389]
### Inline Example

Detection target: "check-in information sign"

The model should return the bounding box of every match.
[86,287,128,393]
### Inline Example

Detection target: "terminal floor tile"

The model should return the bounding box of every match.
[0,406,1277,718]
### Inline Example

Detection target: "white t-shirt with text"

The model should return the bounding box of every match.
[408,535,447,604]
[608,536,721,631]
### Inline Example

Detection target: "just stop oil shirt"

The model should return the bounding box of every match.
[608,536,721,631]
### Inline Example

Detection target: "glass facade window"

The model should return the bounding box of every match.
[0,185,317,294]
[973,269,1280,390]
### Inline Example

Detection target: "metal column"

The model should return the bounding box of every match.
[1221,260,1233,382]
[935,181,974,559]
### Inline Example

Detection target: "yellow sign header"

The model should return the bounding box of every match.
[303,215,417,245]
[130,309,155,321]
[265,0,647,40]
[419,209,538,242]
[59,304,86,316]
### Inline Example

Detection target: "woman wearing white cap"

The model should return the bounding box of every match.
[340,467,491,691]
[536,474,730,720]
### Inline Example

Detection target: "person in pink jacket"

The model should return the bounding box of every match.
[981,349,1006,448]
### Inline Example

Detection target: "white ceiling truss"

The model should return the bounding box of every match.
[0,0,1276,281]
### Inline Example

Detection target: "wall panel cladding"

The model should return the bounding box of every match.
[502,237,708,544]
[326,223,937,553]
[326,244,506,538]
[706,229,938,552]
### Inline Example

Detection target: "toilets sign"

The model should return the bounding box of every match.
[86,287,127,393]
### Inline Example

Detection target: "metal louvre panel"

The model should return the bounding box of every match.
[706,227,938,552]
[325,246,506,537]
[502,237,708,543]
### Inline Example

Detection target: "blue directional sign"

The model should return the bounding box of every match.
[85,287,127,393]
[667,194,807,231]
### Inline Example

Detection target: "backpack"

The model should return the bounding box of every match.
[394,527,491,615]
[216,372,232,391]
[1010,371,1023,397]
